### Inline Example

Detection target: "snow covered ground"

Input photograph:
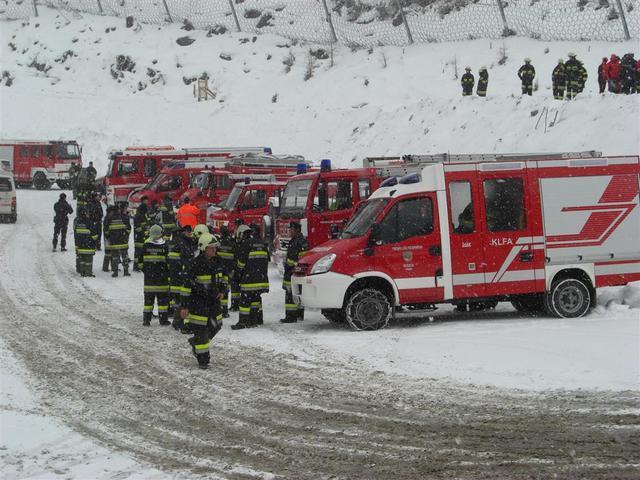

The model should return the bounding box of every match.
[1,7,640,479]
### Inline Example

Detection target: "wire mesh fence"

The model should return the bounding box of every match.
[1,0,637,45]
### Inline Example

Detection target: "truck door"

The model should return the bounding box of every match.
[478,165,541,296]
[16,145,30,182]
[312,178,356,244]
[446,175,487,299]
[374,194,443,304]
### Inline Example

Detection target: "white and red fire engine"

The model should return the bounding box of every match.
[103,146,272,205]
[0,139,82,189]
[291,152,640,329]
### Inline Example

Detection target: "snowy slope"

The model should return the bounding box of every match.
[1,7,639,175]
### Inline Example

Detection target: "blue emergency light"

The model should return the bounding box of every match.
[297,162,308,174]
[399,172,421,184]
[380,176,398,188]
[320,159,332,172]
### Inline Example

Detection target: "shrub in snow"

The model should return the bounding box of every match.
[206,25,227,36]
[110,54,135,80]
[181,19,195,31]
[1,71,14,87]
[256,13,274,29]
[282,51,295,73]
[310,48,329,60]
[272,93,278,103]
[28,58,51,74]
[244,9,262,19]
[219,53,232,61]
[304,53,316,81]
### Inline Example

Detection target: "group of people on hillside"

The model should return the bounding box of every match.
[461,52,639,99]
[51,191,308,370]
[597,53,640,94]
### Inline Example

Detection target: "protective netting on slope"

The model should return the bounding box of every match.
[1,0,637,45]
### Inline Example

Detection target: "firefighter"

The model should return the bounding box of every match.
[232,225,269,330]
[73,207,97,277]
[102,205,116,272]
[176,196,200,230]
[565,53,587,100]
[551,59,567,100]
[142,224,171,326]
[86,161,97,183]
[217,226,235,318]
[168,225,194,328]
[52,193,73,252]
[517,58,535,96]
[620,53,637,95]
[461,67,474,96]
[68,162,80,199]
[476,66,488,97]
[229,218,245,311]
[180,233,225,370]
[280,222,308,323]
[598,57,608,94]
[133,196,150,271]
[159,195,177,240]
[87,192,103,251]
[106,202,131,277]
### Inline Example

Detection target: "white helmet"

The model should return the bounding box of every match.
[524,57,531,63]
[198,233,220,252]
[193,224,209,239]
[465,66,471,71]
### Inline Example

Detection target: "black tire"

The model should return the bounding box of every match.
[57,180,70,190]
[9,214,17,223]
[33,172,50,190]
[345,288,392,331]
[511,294,544,314]
[321,308,346,324]
[548,278,592,318]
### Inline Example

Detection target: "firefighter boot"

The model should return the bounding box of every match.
[75,257,81,273]
[222,305,229,319]
[159,312,171,326]
[143,312,152,326]
[123,265,131,277]
[86,261,95,278]
[102,256,110,272]
[298,308,304,322]
[256,310,263,326]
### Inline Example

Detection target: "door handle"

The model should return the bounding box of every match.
[519,251,534,262]
[429,245,442,256]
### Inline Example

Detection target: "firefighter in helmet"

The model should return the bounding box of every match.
[281,221,308,323]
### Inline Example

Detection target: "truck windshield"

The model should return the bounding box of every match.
[56,143,80,159]
[224,186,243,211]
[280,179,312,217]
[341,198,389,238]
[190,172,210,190]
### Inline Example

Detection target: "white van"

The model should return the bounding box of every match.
[0,171,17,223]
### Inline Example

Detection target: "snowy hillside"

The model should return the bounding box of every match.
[1,7,639,175]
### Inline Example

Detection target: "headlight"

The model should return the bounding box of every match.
[310,253,336,275]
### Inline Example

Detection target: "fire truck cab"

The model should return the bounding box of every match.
[0,139,82,189]
[274,160,385,273]
[207,180,285,239]
[292,152,640,330]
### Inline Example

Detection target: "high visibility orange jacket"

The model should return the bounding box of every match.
[177,203,200,229]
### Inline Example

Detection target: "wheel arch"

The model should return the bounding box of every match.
[344,273,398,308]
[545,264,595,292]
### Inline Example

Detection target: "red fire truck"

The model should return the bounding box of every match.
[291,152,640,329]
[103,146,272,205]
[0,139,82,189]
[274,159,389,273]
[207,180,286,239]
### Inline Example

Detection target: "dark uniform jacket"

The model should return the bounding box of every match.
[142,238,169,292]
[183,254,226,326]
[283,233,308,288]
[518,64,535,82]
[54,199,73,225]
[73,216,97,254]
[217,234,236,278]
[461,72,474,89]
[168,233,196,293]
[134,204,150,247]
[87,198,103,224]
[236,236,269,293]
[105,211,131,250]
[552,64,567,85]
[159,204,177,238]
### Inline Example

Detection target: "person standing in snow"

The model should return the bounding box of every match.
[159,195,177,241]
[73,206,97,277]
[461,67,474,96]
[620,53,637,95]
[518,58,535,96]
[180,233,225,370]
[598,57,608,94]
[565,53,587,100]
[52,192,74,252]
[552,59,567,100]
[216,226,235,318]
[105,202,131,277]
[280,222,308,324]
[133,196,150,271]
[102,205,116,272]
[476,66,488,97]
[87,191,103,251]
[605,54,621,93]
[142,224,171,326]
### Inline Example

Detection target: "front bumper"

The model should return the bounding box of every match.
[291,271,354,309]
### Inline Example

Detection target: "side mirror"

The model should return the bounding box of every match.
[369,223,382,246]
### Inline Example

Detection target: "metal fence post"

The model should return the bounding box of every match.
[227,0,241,32]
[161,0,173,23]
[495,0,510,36]
[320,0,338,43]
[393,0,413,44]
[614,0,631,40]
[96,0,103,14]
[33,0,39,17]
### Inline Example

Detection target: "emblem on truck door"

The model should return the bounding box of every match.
[402,251,413,262]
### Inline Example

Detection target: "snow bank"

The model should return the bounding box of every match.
[598,281,640,309]
[1,7,638,175]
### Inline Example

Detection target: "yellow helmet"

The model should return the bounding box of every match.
[193,224,209,239]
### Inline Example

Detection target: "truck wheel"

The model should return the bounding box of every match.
[321,308,346,324]
[33,172,50,190]
[57,180,70,190]
[9,214,17,224]
[345,288,392,331]
[511,294,544,314]
[547,278,592,318]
